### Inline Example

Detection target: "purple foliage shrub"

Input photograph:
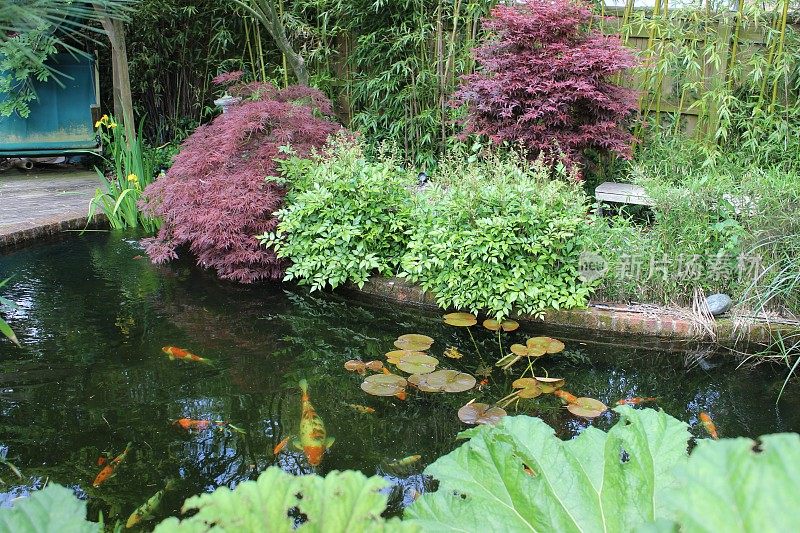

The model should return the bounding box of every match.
[141,84,341,283]
[454,0,639,168]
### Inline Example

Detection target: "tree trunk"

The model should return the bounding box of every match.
[94,4,135,140]
[247,0,309,86]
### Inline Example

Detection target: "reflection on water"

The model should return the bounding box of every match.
[0,232,798,527]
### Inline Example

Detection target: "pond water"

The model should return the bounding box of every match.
[0,233,798,528]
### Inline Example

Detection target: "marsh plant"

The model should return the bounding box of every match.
[88,114,161,233]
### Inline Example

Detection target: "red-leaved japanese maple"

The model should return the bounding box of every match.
[141,84,341,283]
[454,0,638,167]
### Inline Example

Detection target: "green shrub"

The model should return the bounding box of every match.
[260,137,414,291]
[400,150,593,319]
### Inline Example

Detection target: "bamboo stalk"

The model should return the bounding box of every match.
[768,0,790,113]
[726,0,744,90]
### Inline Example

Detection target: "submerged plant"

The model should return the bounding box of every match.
[141,84,340,283]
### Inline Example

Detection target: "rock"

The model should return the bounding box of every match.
[705,293,733,316]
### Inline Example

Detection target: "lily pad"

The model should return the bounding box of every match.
[510,344,529,356]
[409,370,476,393]
[482,319,501,332]
[511,378,543,399]
[535,376,565,393]
[365,360,384,372]
[385,350,425,365]
[483,319,520,332]
[566,397,608,419]
[457,402,507,425]
[443,346,463,359]
[397,353,439,375]
[344,360,366,373]
[526,336,565,354]
[394,334,434,351]
[361,374,407,397]
[443,312,477,327]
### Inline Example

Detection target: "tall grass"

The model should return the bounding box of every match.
[88,115,161,233]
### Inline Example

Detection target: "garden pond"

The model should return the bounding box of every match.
[1,233,799,528]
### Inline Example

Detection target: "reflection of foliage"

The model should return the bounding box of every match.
[0,484,98,532]
[0,277,20,346]
[154,467,415,532]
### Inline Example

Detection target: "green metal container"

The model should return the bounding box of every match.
[0,53,100,157]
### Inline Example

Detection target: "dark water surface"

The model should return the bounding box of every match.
[1,233,798,528]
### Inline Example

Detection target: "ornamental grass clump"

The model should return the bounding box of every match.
[454,0,638,168]
[140,83,341,283]
[400,149,594,320]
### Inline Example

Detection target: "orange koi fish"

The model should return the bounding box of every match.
[394,390,407,401]
[616,397,658,406]
[553,389,579,405]
[699,412,719,440]
[348,404,376,414]
[92,442,132,488]
[97,456,107,466]
[173,418,216,431]
[162,346,212,365]
[294,379,335,466]
[273,436,290,455]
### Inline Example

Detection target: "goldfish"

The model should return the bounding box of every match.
[125,479,176,528]
[273,436,290,455]
[92,442,132,488]
[699,412,719,440]
[553,389,579,405]
[96,456,107,466]
[348,404,376,414]
[162,346,212,365]
[173,418,216,431]
[387,455,421,468]
[394,390,407,401]
[617,397,658,406]
[294,379,335,466]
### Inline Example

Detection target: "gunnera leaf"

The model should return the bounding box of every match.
[664,433,800,532]
[405,406,690,532]
[0,484,99,533]
[154,467,416,532]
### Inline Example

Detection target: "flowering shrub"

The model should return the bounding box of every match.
[453,0,638,168]
[141,84,341,283]
[259,136,414,291]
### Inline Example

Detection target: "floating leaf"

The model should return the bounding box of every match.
[484,319,519,332]
[409,370,475,393]
[566,397,608,419]
[361,374,407,397]
[526,336,565,354]
[386,350,425,365]
[443,312,477,327]
[365,360,384,372]
[500,320,519,332]
[457,402,507,425]
[510,344,529,356]
[397,353,439,375]
[444,346,463,359]
[511,378,543,399]
[344,360,366,374]
[535,377,565,393]
[482,319,501,331]
[395,334,434,351]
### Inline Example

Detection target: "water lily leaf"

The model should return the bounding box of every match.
[510,344,529,356]
[410,370,476,393]
[443,312,477,327]
[443,346,463,359]
[500,320,519,332]
[526,337,565,354]
[361,374,407,396]
[386,350,425,365]
[365,360,384,372]
[395,334,434,351]
[482,319,501,331]
[511,378,543,399]
[457,403,507,425]
[397,353,439,375]
[535,377,565,393]
[405,407,691,531]
[566,397,608,419]
[344,360,366,373]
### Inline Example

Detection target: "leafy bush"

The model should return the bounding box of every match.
[0,484,98,532]
[140,83,341,283]
[400,150,593,319]
[259,137,414,291]
[453,0,638,168]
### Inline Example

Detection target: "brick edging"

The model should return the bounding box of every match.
[0,214,107,249]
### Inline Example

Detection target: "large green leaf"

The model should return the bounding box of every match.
[154,467,417,533]
[0,484,99,533]
[405,406,690,532]
[663,433,800,532]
